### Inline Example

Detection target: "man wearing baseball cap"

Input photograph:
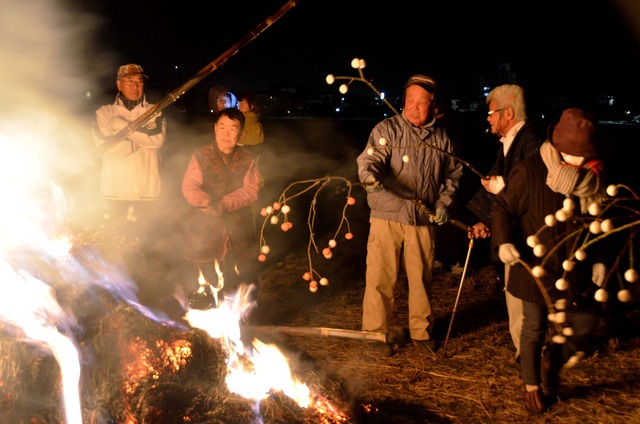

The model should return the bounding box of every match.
[356,73,463,356]
[92,63,166,237]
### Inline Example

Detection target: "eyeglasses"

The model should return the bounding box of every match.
[487,109,502,116]
[122,80,144,87]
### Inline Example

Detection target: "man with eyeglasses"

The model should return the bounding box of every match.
[466,84,545,365]
[92,63,166,238]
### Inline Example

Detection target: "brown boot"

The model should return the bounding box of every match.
[523,389,547,413]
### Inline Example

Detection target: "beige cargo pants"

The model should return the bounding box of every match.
[362,217,436,341]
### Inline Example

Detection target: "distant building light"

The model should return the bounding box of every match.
[335,107,341,113]
[380,92,386,100]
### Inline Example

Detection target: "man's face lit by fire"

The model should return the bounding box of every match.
[116,75,145,101]
[403,85,435,128]
[214,115,243,154]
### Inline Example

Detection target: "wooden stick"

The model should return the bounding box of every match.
[380,184,470,232]
[242,325,406,345]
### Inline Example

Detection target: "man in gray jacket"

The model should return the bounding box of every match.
[357,74,463,356]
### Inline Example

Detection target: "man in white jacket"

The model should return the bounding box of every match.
[92,64,166,235]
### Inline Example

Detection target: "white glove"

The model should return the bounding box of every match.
[429,207,448,225]
[363,175,383,193]
[592,262,606,287]
[498,243,520,265]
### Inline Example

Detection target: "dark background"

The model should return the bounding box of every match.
[80,0,640,113]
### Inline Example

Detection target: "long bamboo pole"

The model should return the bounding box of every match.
[100,0,299,152]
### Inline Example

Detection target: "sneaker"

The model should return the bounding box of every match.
[414,339,438,353]
[368,342,394,357]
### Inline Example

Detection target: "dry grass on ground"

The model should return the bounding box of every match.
[251,237,640,424]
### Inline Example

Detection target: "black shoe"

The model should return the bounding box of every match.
[414,339,438,353]
[368,342,393,357]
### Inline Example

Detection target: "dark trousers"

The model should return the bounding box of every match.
[521,299,599,387]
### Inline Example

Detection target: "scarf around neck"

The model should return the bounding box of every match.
[540,141,606,213]
[117,93,143,111]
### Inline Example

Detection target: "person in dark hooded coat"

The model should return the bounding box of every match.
[491,108,607,413]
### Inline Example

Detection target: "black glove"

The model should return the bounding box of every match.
[138,114,164,135]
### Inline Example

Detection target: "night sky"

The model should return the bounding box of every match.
[79,0,640,108]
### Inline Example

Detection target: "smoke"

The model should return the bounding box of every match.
[0,0,111,226]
